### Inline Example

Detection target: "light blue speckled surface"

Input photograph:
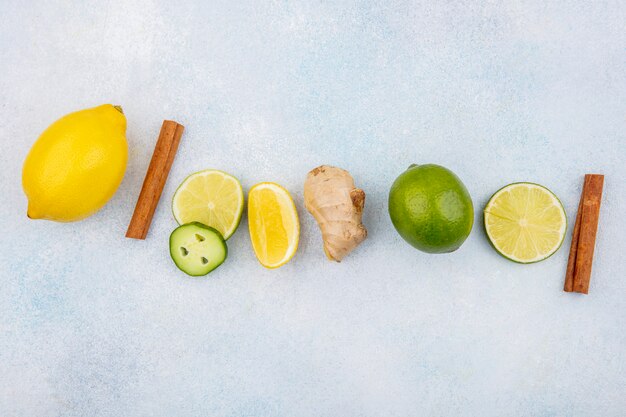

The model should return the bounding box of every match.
[1,1,625,416]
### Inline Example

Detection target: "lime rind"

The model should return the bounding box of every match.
[172,169,244,240]
[483,182,567,264]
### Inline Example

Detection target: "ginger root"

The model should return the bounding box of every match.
[304,165,367,261]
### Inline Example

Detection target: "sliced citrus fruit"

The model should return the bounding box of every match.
[172,170,244,240]
[484,183,567,263]
[248,182,300,268]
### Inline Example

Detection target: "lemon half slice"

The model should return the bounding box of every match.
[248,182,300,269]
[172,170,244,240]
[484,183,567,263]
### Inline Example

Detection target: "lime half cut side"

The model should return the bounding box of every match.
[172,170,244,240]
[484,182,567,263]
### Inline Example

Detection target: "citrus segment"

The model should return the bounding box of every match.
[248,183,299,268]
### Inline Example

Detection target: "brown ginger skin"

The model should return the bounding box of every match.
[304,165,367,261]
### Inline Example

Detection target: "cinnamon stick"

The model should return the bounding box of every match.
[564,174,604,294]
[563,189,584,292]
[126,120,184,239]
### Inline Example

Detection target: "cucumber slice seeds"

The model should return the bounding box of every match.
[170,222,227,276]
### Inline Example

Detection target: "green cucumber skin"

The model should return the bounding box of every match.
[169,222,228,277]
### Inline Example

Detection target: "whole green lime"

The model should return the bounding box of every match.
[388,164,474,253]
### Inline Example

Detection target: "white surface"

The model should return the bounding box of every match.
[1,1,625,416]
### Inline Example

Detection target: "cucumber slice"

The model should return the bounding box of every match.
[169,222,227,276]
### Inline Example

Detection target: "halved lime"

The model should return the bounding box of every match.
[484,183,567,263]
[172,170,244,240]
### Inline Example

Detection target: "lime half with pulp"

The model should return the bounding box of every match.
[484,182,567,263]
[172,170,244,240]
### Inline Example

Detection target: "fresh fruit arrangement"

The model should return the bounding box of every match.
[22,105,606,292]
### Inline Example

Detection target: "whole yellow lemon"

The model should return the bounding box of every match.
[22,104,128,222]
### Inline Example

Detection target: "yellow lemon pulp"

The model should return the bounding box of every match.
[484,183,567,263]
[172,170,244,240]
[248,183,300,268]
[22,104,127,222]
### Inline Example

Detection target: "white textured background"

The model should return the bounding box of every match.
[1,1,625,416]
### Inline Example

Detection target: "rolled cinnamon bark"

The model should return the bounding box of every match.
[564,174,604,294]
[126,120,184,239]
